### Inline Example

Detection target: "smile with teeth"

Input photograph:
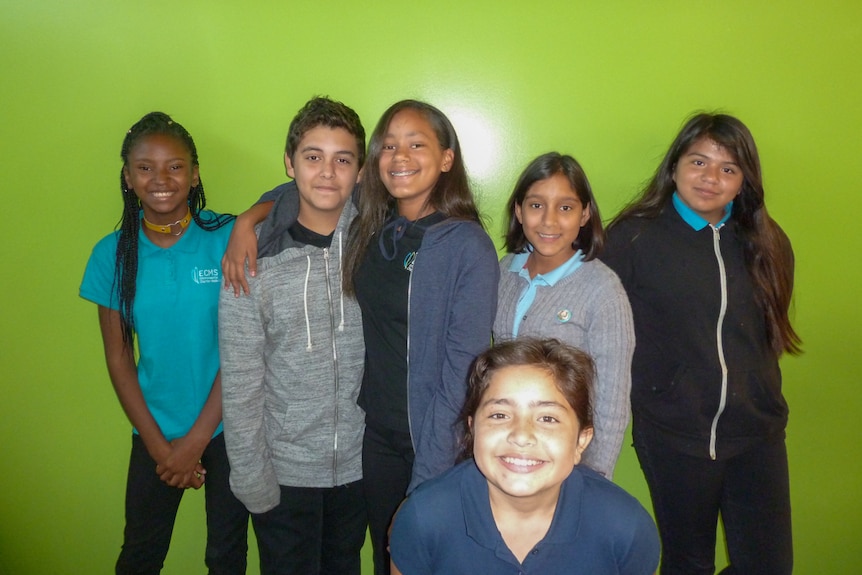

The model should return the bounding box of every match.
[149,191,175,198]
[389,169,418,177]
[502,456,544,467]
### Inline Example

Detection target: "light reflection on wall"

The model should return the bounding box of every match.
[444,106,500,184]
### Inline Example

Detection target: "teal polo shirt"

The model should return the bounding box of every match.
[80,212,233,440]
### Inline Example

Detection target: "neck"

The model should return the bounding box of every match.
[297,211,340,237]
[143,209,192,236]
[488,485,559,564]
[397,199,435,221]
[525,249,576,278]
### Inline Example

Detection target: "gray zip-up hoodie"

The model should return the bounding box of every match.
[219,184,364,514]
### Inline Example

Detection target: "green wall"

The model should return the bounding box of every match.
[2,1,860,572]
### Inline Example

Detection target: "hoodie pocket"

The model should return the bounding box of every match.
[639,365,723,437]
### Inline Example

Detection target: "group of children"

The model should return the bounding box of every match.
[80,98,799,575]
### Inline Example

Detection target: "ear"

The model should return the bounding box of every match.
[580,203,591,227]
[191,164,200,188]
[572,426,594,464]
[440,148,455,173]
[355,166,364,184]
[514,202,524,225]
[122,166,132,190]
[467,415,474,431]
[284,152,296,179]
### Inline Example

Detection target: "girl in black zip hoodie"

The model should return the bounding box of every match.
[603,113,801,575]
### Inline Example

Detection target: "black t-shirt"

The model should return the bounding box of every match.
[356,212,446,432]
[288,220,333,249]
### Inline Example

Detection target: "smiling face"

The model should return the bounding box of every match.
[123,133,198,224]
[470,364,593,509]
[672,137,744,224]
[286,125,362,233]
[378,108,454,220]
[514,173,590,276]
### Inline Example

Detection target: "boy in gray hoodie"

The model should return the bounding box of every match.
[219,97,366,575]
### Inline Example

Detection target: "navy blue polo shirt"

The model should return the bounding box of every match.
[390,460,660,574]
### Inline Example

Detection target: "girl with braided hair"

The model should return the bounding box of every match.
[80,112,248,574]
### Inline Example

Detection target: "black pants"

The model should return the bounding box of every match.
[116,433,249,575]
[634,425,792,575]
[362,423,414,575]
[251,480,366,575]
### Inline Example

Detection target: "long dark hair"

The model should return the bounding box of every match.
[115,111,233,345]
[503,152,604,261]
[342,100,482,296]
[608,112,801,355]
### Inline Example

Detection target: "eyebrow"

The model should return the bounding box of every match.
[480,397,567,410]
[299,145,356,157]
[384,130,431,139]
[132,156,187,163]
[684,151,739,166]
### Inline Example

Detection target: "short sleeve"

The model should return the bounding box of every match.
[79,233,120,309]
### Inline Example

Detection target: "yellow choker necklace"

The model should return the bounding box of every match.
[143,210,192,236]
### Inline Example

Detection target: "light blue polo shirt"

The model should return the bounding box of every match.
[80,212,233,440]
[508,249,584,336]
[672,192,733,230]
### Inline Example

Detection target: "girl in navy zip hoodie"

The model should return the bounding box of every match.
[222,100,498,575]
[603,113,801,575]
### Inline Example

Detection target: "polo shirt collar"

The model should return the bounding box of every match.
[460,459,584,551]
[508,249,584,286]
[672,192,732,231]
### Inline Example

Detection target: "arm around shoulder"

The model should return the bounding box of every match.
[221,201,273,296]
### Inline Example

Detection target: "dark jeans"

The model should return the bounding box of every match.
[116,432,249,575]
[362,423,414,575]
[251,480,366,575]
[634,424,792,575]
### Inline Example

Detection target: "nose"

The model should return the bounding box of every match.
[541,207,557,227]
[321,157,335,178]
[507,417,536,447]
[392,144,409,162]
[154,166,170,184]
[702,163,720,182]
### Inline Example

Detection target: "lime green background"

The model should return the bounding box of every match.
[2,1,860,573]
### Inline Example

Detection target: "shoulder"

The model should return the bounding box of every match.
[392,463,471,543]
[427,218,496,252]
[90,229,122,255]
[574,467,655,528]
[561,259,627,304]
[606,215,654,245]
[198,210,235,229]
[578,258,623,285]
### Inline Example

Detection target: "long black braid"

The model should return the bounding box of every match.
[115,112,234,345]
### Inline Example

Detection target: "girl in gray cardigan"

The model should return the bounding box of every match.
[493,152,634,479]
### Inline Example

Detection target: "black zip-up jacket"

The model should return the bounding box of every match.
[603,205,788,460]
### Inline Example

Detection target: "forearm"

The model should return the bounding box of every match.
[98,306,171,463]
[238,200,273,227]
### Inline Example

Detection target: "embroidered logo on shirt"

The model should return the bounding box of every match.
[556,309,572,323]
[404,251,416,272]
[192,267,220,284]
